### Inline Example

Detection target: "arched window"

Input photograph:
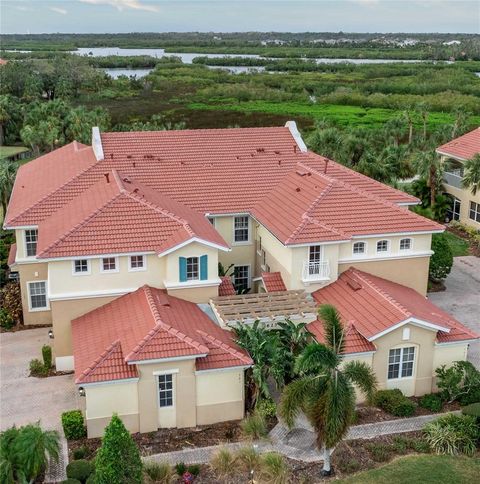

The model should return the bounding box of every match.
[353,241,366,255]
[399,238,412,251]
[376,240,389,253]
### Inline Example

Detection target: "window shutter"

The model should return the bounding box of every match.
[179,257,187,282]
[200,255,208,280]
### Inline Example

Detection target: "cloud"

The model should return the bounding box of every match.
[50,6,68,15]
[79,0,160,12]
[16,6,30,11]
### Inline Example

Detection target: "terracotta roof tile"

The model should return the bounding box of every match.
[262,272,287,292]
[436,127,480,161]
[219,276,236,296]
[72,285,251,384]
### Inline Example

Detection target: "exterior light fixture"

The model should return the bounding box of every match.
[78,387,86,397]
[48,329,54,339]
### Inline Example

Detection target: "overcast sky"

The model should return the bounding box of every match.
[1,0,479,35]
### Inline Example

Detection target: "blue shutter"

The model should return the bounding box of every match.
[179,257,187,282]
[200,255,208,280]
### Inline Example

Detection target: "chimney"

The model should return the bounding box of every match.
[104,173,110,183]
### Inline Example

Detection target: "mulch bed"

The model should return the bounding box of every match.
[30,368,73,378]
[428,279,446,293]
[355,399,460,425]
[0,323,52,333]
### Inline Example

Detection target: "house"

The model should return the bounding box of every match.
[436,127,480,228]
[5,122,476,436]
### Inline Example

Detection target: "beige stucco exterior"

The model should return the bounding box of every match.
[443,183,480,229]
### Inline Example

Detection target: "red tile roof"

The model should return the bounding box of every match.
[262,272,287,292]
[36,170,228,258]
[252,163,442,245]
[436,127,480,161]
[72,285,252,384]
[218,276,236,296]
[7,244,16,266]
[311,268,478,349]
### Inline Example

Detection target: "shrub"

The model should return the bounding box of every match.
[373,389,416,416]
[209,447,236,478]
[174,462,187,476]
[66,459,94,483]
[410,439,431,453]
[143,461,173,483]
[0,282,22,323]
[367,442,392,462]
[419,393,443,412]
[42,344,52,370]
[187,464,200,477]
[259,452,290,484]
[61,480,81,484]
[29,358,48,377]
[235,446,262,471]
[85,473,95,484]
[62,410,87,440]
[462,402,480,419]
[73,445,88,460]
[0,308,14,329]
[435,360,480,404]
[256,398,277,419]
[241,412,268,440]
[393,399,417,417]
[429,233,453,281]
[95,414,143,484]
[336,458,361,473]
[424,413,479,456]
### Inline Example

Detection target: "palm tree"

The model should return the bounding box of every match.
[414,150,442,207]
[462,154,480,196]
[279,305,377,476]
[0,158,18,222]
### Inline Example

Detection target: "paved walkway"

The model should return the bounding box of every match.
[145,411,453,465]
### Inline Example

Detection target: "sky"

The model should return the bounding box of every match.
[1,0,479,35]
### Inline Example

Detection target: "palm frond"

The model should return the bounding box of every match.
[294,342,339,375]
[342,360,378,404]
[279,377,319,429]
[318,304,345,355]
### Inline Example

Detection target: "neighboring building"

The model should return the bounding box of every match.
[436,127,480,229]
[5,122,476,436]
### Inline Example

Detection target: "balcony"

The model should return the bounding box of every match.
[444,169,464,189]
[302,260,330,283]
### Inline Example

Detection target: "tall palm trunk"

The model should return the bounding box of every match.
[322,445,334,475]
[429,164,437,207]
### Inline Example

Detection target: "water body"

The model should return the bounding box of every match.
[103,68,154,78]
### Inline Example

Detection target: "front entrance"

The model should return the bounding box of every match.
[156,373,177,428]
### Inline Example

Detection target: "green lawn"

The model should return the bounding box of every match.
[337,454,480,484]
[443,230,470,257]
[0,146,29,158]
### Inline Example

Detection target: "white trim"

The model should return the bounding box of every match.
[399,237,414,252]
[285,120,308,152]
[79,377,140,388]
[100,256,119,273]
[435,339,478,347]
[12,258,45,265]
[351,230,444,239]
[24,228,38,259]
[128,254,147,272]
[71,259,91,276]
[164,278,222,290]
[352,240,368,257]
[48,287,137,301]
[232,264,251,291]
[128,354,206,365]
[339,250,433,264]
[55,355,74,371]
[3,225,38,230]
[286,239,350,247]
[436,149,467,162]
[195,365,251,375]
[157,237,230,257]
[156,373,175,409]
[92,126,104,161]
[27,280,50,311]
[342,351,376,358]
[387,345,416,380]
[153,369,180,376]
[397,201,420,206]
[368,317,450,342]
[232,215,252,246]
[376,239,390,254]
[38,251,156,262]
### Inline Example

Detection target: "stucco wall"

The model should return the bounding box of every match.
[339,256,430,295]
[373,323,437,396]
[341,353,375,403]
[17,261,52,325]
[443,183,480,229]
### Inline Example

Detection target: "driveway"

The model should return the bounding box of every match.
[428,256,480,368]
[0,327,83,432]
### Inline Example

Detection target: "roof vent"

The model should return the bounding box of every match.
[104,173,110,184]
[296,187,301,192]
[293,145,297,153]
[155,292,170,307]
[347,279,362,291]
[324,159,329,174]
[126,155,132,159]
[256,147,265,153]
[296,169,308,176]
[123,177,131,183]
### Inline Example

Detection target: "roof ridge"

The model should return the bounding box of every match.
[101,126,291,136]
[350,269,412,319]
[196,329,252,365]
[7,144,100,226]
[37,189,123,258]
[78,339,122,383]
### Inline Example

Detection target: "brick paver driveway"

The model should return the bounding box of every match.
[0,327,83,431]
[429,256,480,368]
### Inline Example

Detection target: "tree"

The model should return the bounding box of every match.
[462,154,480,196]
[95,414,143,484]
[429,233,453,281]
[279,305,377,476]
[307,127,344,162]
[0,158,19,220]
[414,150,443,207]
[0,422,60,483]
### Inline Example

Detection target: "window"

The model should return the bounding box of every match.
[399,238,412,251]
[28,281,48,310]
[129,255,145,271]
[376,240,389,253]
[101,257,117,272]
[256,237,262,255]
[207,217,215,227]
[158,374,173,408]
[470,201,480,223]
[309,245,322,262]
[261,249,266,268]
[353,241,366,255]
[186,257,199,280]
[446,196,461,222]
[388,346,415,379]
[25,229,38,257]
[233,266,250,292]
[73,259,89,274]
[234,216,249,243]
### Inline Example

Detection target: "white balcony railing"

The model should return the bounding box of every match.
[302,260,330,282]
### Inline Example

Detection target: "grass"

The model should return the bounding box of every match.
[337,454,480,484]
[443,231,470,257]
[0,146,29,158]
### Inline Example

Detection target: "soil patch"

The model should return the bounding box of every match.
[427,279,446,293]
[446,225,480,258]
[0,323,52,333]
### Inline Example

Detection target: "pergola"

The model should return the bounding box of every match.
[210,290,318,329]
